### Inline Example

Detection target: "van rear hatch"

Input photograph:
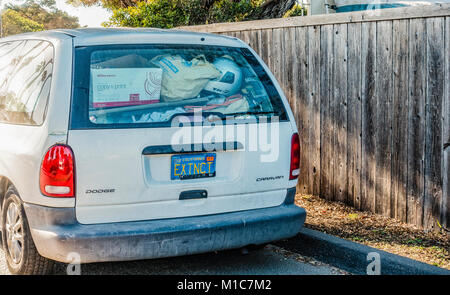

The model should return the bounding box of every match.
[69,44,294,224]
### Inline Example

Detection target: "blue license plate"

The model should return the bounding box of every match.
[171,153,216,180]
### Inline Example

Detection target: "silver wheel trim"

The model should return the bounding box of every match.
[5,199,24,265]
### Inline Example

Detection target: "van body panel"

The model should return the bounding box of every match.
[0,124,74,208]
[69,122,294,224]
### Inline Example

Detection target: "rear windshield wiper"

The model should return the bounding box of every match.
[169,111,278,124]
[218,111,276,119]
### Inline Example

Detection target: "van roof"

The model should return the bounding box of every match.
[0,27,243,47]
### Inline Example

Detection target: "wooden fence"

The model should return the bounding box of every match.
[182,4,450,230]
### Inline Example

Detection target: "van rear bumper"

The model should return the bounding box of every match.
[24,190,306,263]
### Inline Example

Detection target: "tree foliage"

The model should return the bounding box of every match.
[1,0,80,37]
[103,0,267,28]
[70,0,298,28]
[2,9,44,36]
[67,0,140,10]
[104,0,187,28]
[283,3,307,17]
[207,0,260,23]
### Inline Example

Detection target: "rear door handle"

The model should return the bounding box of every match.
[179,190,208,200]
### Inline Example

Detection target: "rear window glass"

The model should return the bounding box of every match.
[71,45,287,129]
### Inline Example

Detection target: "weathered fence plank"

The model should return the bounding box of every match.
[423,17,445,230]
[249,30,261,56]
[307,25,321,196]
[333,23,348,203]
[241,30,251,46]
[184,6,450,230]
[391,19,409,222]
[361,21,377,213]
[272,28,284,88]
[375,20,393,217]
[282,28,293,110]
[260,29,270,67]
[287,28,299,117]
[444,17,450,229]
[347,22,362,210]
[320,24,334,201]
[407,18,427,228]
[296,26,310,194]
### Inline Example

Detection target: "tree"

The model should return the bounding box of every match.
[69,0,299,28]
[253,0,297,19]
[104,0,187,28]
[67,0,141,10]
[2,9,44,36]
[283,3,307,17]
[1,0,80,37]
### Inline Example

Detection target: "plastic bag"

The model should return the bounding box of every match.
[151,55,221,101]
[184,94,249,114]
[132,107,186,123]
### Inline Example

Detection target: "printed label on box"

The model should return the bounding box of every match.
[91,68,162,108]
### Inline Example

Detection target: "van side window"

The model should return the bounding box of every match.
[0,40,54,125]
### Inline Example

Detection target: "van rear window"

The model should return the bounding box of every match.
[70,45,287,129]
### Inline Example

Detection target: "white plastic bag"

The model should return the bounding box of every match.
[151,55,221,101]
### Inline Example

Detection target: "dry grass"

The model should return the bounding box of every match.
[296,194,450,270]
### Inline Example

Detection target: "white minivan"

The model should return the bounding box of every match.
[0,28,305,274]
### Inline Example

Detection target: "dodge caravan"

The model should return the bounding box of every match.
[0,28,306,274]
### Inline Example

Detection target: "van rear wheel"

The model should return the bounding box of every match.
[1,186,54,275]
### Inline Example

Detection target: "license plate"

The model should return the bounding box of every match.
[171,153,216,180]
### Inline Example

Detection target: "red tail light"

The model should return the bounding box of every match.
[40,145,75,198]
[290,133,300,180]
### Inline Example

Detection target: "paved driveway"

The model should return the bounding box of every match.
[0,240,348,275]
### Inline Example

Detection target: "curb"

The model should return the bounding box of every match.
[275,227,450,275]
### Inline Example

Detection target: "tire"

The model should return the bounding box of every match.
[1,186,54,275]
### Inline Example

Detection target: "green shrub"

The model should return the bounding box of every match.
[284,4,307,17]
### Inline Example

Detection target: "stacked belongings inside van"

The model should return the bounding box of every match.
[88,48,275,125]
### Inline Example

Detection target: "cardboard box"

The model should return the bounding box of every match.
[91,68,162,108]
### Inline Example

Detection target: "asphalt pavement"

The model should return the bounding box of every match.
[0,242,347,275]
